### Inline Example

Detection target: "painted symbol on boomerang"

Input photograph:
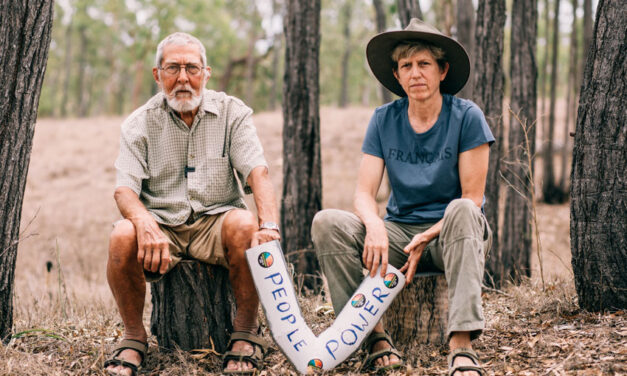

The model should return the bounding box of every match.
[246,240,406,374]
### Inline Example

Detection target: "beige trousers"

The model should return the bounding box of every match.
[311,198,492,340]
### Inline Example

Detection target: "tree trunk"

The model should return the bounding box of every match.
[397,0,423,27]
[76,25,89,117]
[540,0,550,145]
[383,274,448,346]
[501,0,537,286]
[281,0,322,291]
[372,0,393,104]
[471,0,506,287]
[434,0,454,36]
[581,0,593,73]
[559,0,579,191]
[150,261,236,352]
[542,0,567,203]
[338,1,352,108]
[571,0,626,312]
[456,0,475,99]
[60,22,72,118]
[0,0,54,342]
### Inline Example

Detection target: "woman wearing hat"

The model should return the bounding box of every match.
[312,19,494,375]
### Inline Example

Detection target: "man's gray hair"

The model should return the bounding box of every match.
[155,32,207,67]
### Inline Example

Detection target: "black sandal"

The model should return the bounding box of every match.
[104,339,148,376]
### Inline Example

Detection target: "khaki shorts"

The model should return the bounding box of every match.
[144,212,230,282]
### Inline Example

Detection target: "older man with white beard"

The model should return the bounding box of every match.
[104,32,280,376]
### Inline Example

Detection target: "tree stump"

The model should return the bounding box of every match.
[150,260,236,352]
[383,273,448,346]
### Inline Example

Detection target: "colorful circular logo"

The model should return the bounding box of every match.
[351,294,366,308]
[257,252,273,268]
[307,358,323,370]
[384,273,399,288]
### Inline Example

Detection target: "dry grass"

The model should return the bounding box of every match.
[4,107,625,375]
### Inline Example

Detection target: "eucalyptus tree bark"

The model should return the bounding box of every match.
[282,0,322,290]
[397,0,423,26]
[543,0,567,203]
[456,0,475,99]
[571,0,626,311]
[559,0,579,191]
[502,0,537,286]
[372,0,393,104]
[471,0,506,287]
[338,1,352,108]
[0,0,54,342]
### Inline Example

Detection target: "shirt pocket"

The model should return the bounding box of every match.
[191,157,240,204]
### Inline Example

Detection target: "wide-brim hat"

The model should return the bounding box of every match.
[366,18,470,97]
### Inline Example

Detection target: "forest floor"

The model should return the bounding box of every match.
[2,108,625,375]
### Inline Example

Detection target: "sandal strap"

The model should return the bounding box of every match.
[226,331,268,353]
[111,339,148,364]
[103,358,139,375]
[362,331,393,351]
[222,331,267,371]
[448,347,485,376]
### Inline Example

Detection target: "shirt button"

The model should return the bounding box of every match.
[189,154,195,159]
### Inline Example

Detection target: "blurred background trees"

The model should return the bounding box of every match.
[35,0,605,289]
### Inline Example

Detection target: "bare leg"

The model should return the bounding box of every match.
[106,220,147,376]
[222,209,260,372]
[449,331,481,376]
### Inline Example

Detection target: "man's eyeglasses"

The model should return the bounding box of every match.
[159,64,204,76]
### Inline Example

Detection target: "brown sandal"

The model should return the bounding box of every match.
[360,331,404,374]
[448,347,486,376]
[104,339,148,376]
[221,331,268,375]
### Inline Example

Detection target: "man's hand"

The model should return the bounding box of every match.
[132,215,171,274]
[399,232,430,284]
[363,220,389,278]
[251,228,281,248]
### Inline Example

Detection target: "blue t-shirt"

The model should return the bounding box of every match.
[362,94,495,224]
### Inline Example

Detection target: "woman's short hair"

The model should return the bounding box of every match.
[391,41,447,71]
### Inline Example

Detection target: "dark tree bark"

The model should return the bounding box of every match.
[372,0,393,104]
[383,274,448,346]
[543,0,568,203]
[502,0,537,286]
[456,0,475,99]
[338,1,352,108]
[471,0,506,287]
[397,0,423,26]
[582,0,593,70]
[570,0,627,312]
[150,261,236,352]
[0,0,54,342]
[282,0,322,290]
[559,0,579,191]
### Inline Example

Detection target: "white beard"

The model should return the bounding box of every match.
[164,84,203,113]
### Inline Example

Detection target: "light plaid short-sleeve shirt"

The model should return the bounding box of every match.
[115,89,267,225]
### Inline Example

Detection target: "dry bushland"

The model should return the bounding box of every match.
[3,107,624,375]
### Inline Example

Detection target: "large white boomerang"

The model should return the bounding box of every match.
[246,240,406,374]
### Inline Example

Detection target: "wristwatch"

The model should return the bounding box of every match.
[259,221,280,234]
